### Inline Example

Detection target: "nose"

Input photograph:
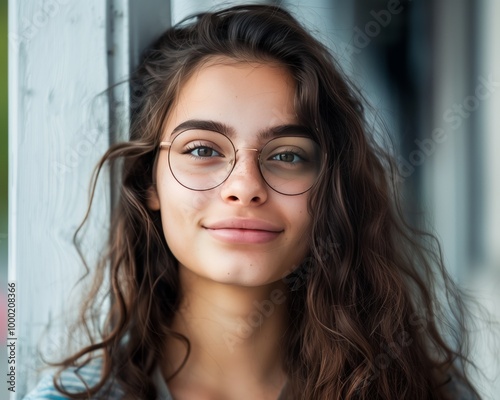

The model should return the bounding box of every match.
[219,148,268,206]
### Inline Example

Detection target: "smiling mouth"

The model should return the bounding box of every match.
[203,227,283,244]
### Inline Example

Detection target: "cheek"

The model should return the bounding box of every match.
[294,203,312,250]
[281,196,312,253]
[288,197,311,230]
[157,175,217,257]
[156,173,189,242]
[188,189,218,211]
[157,161,219,212]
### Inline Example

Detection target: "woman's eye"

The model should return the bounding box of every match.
[271,152,303,163]
[189,146,221,157]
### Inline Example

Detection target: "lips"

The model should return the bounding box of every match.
[204,218,283,231]
[203,218,283,244]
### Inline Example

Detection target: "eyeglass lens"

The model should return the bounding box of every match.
[167,129,323,195]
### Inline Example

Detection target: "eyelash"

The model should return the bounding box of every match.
[184,142,223,157]
[269,147,307,162]
[270,152,304,163]
[182,142,308,163]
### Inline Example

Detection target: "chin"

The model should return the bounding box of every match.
[190,261,283,288]
[210,268,278,287]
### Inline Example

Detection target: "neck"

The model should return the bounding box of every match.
[162,265,289,396]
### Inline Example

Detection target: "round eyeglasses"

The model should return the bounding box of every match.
[158,129,324,196]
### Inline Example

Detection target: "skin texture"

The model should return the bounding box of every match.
[148,59,311,399]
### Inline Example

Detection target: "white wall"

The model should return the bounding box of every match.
[9,1,110,397]
[8,0,168,397]
[469,1,500,397]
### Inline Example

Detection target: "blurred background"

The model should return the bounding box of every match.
[1,0,8,395]
[5,0,500,398]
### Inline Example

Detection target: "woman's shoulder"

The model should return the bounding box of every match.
[23,359,124,399]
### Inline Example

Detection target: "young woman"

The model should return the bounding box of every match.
[25,4,480,399]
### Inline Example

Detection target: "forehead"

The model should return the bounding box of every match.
[163,57,298,140]
[181,56,296,95]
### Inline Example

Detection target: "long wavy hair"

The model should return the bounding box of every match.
[53,4,480,399]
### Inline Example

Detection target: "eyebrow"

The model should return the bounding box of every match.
[169,119,311,140]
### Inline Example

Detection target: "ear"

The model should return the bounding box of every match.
[146,185,161,210]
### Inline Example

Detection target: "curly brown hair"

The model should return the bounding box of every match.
[53,4,480,399]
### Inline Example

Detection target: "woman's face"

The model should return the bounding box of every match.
[150,58,312,287]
